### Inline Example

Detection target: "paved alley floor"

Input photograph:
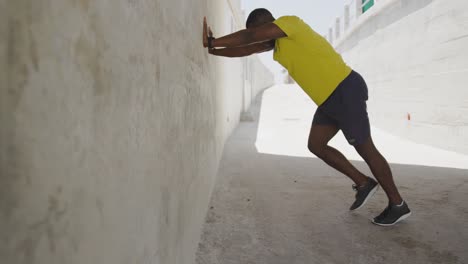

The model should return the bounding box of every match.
[196,85,468,264]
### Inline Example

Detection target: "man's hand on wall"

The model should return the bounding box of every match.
[203,17,215,49]
[203,17,208,47]
[208,26,216,54]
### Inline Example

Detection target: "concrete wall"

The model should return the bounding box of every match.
[335,0,468,154]
[0,0,273,263]
[242,56,276,114]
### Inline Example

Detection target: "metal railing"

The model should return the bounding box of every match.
[361,0,375,13]
[327,0,384,44]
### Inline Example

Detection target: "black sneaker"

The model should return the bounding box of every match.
[372,201,412,226]
[349,177,379,211]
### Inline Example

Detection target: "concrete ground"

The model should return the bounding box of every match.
[196,85,468,264]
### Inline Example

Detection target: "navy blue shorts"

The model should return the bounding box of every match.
[312,70,370,146]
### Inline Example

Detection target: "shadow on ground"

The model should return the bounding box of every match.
[196,91,468,264]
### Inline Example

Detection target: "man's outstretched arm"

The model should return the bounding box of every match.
[203,17,286,48]
[212,23,285,48]
[209,41,274,57]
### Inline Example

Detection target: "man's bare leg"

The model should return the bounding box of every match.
[355,137,403,205]
[308,124,369,186]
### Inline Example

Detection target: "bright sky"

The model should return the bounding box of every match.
[241,0,346,82]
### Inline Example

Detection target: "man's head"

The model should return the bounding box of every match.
[246,8,275,28]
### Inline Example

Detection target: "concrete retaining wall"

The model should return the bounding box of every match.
[0,0,273,263]
[336,0,468,154]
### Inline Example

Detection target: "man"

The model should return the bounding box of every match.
[202,8,411,226]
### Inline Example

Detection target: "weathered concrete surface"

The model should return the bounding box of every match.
[0,0,272,263]
[196,86,468,264]
[336,0,468,154]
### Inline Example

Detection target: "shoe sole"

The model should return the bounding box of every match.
[350,184,379,211]
[371,212,412,227]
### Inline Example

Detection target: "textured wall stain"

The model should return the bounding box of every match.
[25,2,40,72]
[74,32,105,97]
[73,0,91,12]
[74,11,112,100]
[7,19,18,67]
[28,28,39,72]
[16,187,67,263]
[95,197,104,224]
[7,0,42,109]
[7,19,29,110]
[89,14,111,97]
[1,15,32,243]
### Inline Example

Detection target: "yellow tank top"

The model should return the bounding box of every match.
[273,16,352,106]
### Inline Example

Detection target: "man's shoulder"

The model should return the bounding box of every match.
[274,16,303,33]
[274,16,309,39]
[275,15,301,23]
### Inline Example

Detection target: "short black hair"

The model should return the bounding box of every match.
[246,8,275,28]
